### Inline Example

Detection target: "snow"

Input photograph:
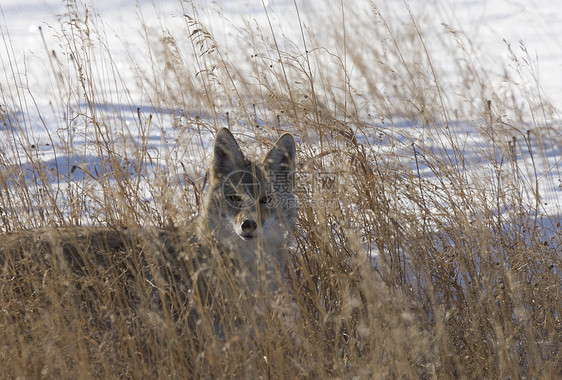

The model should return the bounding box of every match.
[3,0,562,100]
[0,0,560,228]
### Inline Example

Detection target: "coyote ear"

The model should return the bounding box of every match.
[263,133,295,173]
[212,128,245,178]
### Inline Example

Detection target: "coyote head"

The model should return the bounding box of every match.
[200,128,296,281]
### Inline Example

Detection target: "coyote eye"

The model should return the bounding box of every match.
[259,195,271,205]
[226,195,242,203]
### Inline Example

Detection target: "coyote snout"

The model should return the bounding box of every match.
[237,215,257,239]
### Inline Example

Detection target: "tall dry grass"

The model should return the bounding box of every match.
[0,0,560,378]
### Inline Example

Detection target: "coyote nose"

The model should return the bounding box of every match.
[241,219,257,234]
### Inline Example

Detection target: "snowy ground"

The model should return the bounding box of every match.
[0,0,560,224]
[4,1,562,100]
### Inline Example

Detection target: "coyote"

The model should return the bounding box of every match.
[0,128,296,318]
